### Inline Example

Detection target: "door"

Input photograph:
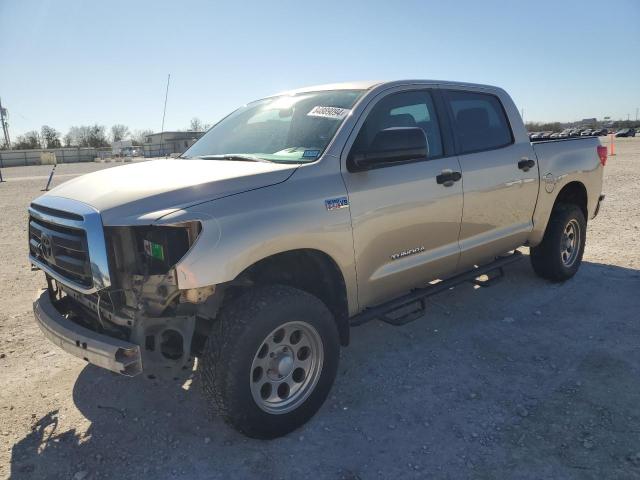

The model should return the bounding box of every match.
[341,89,464,308]
[441,89,539,270]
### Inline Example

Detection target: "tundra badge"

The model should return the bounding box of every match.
[391,246,426,260]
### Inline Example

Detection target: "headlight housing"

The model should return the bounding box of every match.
[135,221,202,274]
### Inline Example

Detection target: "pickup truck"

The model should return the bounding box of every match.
[28,80,606,438]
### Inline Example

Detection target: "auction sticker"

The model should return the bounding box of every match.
[307,106,350,120]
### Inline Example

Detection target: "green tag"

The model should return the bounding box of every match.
[144,239,165,261]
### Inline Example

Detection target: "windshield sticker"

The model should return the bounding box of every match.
[302,149,321,159]
[307,106,350,120]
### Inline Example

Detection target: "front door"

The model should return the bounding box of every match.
[341,89,464,308]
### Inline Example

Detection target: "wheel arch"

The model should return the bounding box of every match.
[552,181,588,219]
[529,179,589,247]
[223,248,351,346]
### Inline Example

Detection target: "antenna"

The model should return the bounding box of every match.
[160,74,170,157]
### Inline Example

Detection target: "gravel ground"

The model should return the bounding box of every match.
[1,139,639,480]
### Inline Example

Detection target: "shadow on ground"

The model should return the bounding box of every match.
[10,260,640,479]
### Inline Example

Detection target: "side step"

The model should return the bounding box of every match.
[350,251,523,327]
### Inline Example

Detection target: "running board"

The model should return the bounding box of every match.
[350,251,523,327]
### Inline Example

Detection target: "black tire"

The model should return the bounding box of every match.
[530,203,587,282]
[200,285,340,439]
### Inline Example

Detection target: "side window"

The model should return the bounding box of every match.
[444,90,513,154]
[353,90,443,159]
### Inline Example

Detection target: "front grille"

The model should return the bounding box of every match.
[29,215,93,287]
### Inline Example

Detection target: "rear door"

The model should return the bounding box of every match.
[441,88,539,270]
[341,87,464,308]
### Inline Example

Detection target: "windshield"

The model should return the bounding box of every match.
[182,89,364,163]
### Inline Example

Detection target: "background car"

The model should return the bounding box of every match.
[615,128,636,137]
[592,128,607,136]
[581,129,593,136]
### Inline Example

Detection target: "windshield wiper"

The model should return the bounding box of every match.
[195,154,271,163]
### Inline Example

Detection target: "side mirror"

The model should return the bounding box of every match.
[349,127,428,170]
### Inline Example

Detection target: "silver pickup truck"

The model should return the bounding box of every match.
[28,80,606,438]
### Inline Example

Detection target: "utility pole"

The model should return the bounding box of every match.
[0,97,10,149]
[160,74,170,157]
[636,107,638,122]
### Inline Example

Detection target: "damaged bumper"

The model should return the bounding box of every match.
[33,290,142,376]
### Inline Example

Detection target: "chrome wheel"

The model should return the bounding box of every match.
[250,321,324,414]
[561,218,581,267]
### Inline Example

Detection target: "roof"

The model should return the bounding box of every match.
[271,80,383,97]
[272,79,502,97]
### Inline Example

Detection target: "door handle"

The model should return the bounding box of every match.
[518,158,536,171]
[436,170,462,186]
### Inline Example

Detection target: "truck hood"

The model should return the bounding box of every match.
[42,159,298,225]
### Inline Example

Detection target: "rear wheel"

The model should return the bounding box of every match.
[200,285,339,438]
[530,203,587,281]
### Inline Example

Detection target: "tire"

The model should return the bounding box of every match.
[530,203,587,282]
[200,285,340,439]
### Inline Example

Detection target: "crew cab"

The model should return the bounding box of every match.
[29,80,606,438]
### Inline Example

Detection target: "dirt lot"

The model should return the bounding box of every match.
[1,138,639,479]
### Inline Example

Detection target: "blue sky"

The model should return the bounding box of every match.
[1,0,638,137]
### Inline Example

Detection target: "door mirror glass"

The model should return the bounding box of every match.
[350,127,428,169]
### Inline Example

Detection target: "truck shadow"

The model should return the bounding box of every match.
[9,259,640,479]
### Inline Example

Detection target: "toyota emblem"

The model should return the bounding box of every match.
[39,232,53,259]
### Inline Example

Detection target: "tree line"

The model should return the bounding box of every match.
[6,117,210,151]
[9,124,153,150]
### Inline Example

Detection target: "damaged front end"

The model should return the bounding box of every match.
[42,219,220,377]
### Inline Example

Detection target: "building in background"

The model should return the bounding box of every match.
[112,139,135,156]
[143,131,204,157]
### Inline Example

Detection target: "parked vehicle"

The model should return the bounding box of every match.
[615,128,636,137]
[580,129,593,136]
[531,131,553,140]
[591,128,607,136]
[559,129,573,138]
[28,80,606,438]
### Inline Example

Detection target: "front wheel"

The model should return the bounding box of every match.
[530,203,587,282]
[200,285,340,438]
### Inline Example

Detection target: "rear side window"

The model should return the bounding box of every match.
[444,90,513,154]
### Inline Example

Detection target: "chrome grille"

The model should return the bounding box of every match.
[29,216,92,287]
[28,196,112,294]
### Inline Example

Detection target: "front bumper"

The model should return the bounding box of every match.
[33,290,142,376]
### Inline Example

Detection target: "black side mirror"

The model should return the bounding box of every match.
[350,127,428,170]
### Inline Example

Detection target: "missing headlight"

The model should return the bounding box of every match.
[136,221,201,275]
